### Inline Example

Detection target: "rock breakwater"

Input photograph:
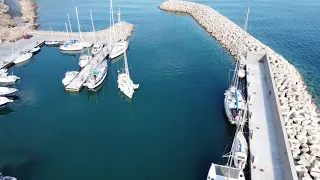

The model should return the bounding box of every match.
[160,1,320,179]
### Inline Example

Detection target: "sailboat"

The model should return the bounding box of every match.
[224,5,250,125]
[117,52,139,99]
[60,14,83,51]
[90,10,103,55]
[238,6,250,80]
[75,7,92,48]
[84,60,108,90]
[109,8,129,59]
[45,26,60,46]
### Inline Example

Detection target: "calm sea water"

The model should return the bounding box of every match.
[1,0,319,179]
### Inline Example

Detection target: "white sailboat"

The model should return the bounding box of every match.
[90,10,103,55]
[117,52,139,99]
[0,87,18,96]
[232,131,248,170]
[109,8,129,59]
[0,97,14,108]
[84,60,108,90]
[62,71,79,86]
[224,5,250,125]
[45,26,60,46]
[75,7,92,48]
[60,15,83,51]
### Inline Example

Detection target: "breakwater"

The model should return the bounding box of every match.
[159,1,320,179]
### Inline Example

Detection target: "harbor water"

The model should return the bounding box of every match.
[1,0,320,180]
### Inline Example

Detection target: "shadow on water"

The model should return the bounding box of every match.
[0,107,14,116]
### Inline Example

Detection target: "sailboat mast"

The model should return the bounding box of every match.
[67,14,72,34]
[65,22,70,40]
[117,8,123,42]
[90,10,96,43]
[241,5,250,56]
[124,52,130,78]
[110,0,116,44]
[75,7,82,41]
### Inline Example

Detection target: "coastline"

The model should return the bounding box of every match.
[159,0,319,179]
[0,0,39,43]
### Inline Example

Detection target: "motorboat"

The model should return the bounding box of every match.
[0,75,20,85]
[91,43,103,55]
[224,86,245,125]
[60,40,83,51]
[79,55,92,68]
[14,52,33,64]
[117,52,138,99]
[84,60,108,90]
[232,131,248,170]
[62,71,79,86]
[0,87,18,96]
[0,69,8,77]
[0,173,17,180]
[206,164,245,180]
[0,97,14,108]
[45,41,60,46]
[29,47,41,54]
[110,41,128,59]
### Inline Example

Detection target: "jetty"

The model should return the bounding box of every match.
[160,1,320,180]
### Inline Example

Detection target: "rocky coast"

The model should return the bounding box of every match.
[0,0,39,42]
[160,1,320,179]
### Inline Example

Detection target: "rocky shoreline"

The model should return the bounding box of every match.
[0,0,39,43]
[159,1,320,179]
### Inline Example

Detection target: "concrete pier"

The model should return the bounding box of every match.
[159,1,320,179]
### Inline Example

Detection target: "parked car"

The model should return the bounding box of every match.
[24,35,33,39]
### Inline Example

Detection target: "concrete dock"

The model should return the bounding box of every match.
[246,52,297,180]
[65,46,109,92]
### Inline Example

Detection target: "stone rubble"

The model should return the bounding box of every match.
[159,0,320,179]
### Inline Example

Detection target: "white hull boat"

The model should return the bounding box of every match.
[14,52,33,64]
[80,42,92,48]
[29,47,41,54]
[0,72,8,77]
[62,71,79,86]
[79,55,92,68]
[0,97,13,108]
[45,41,60,46]
[238,68,245,79]
[232,131,248,170]
[224,86,245,125]
[0,173,17,180]
[0,69,8,77]
[0,87,18,96]
[0,75,20,85]
[110,41,128,59]
[84,61,108,90]
[60,40,83,51]
[117,52,138,99]
[207,164,245,180]
[91,43,103,55]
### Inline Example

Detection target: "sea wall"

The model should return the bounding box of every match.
[0,0,39,43]
[159,1,320,179]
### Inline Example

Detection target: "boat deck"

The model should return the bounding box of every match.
[65,46,109,92]
[246,53,285,180]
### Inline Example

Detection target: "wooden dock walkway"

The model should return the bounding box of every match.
[65,46,109,92]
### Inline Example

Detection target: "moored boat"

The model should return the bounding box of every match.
[0,87,18,96]
[0,97,14,108]
[14,52,33,64]
[224,86,245,125]
[62,71,79,86]
[84,60,108,90]
[206,163,245,180]
[0,75,20,85]
[0,69,8,77]
[29,47,41,54]
[45,41,60,46]
[60,40,83,51]
[91,43,103,55]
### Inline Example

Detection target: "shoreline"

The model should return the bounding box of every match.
[0,0,39,43]
[159,0,319,179]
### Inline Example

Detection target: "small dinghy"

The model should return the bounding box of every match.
[91,43,103,55]
[14,52,33,64]
[62,71,79,86]
[0,87,18,96]
[45,41,60,46]
[29,47,41,54]
[0,75,20,85]
[84,61,108,90]
[79,55,92,68]
[238,68,245,79]
[0,69,8,77]
[0,97,13,108]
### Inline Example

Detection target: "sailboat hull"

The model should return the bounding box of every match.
[110,41,129,59]
[224,86,245,125]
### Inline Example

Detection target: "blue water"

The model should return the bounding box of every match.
[1,0,319,179]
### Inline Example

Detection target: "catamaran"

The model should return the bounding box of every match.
[90,10,103,55]
[0,87,18,96]
[62,71,79,86]
[224,5,250,125]
[117,52,139,99]
[84,60,108,90]
[109,8,129,59]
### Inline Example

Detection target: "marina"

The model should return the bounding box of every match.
[0,0,320,180]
